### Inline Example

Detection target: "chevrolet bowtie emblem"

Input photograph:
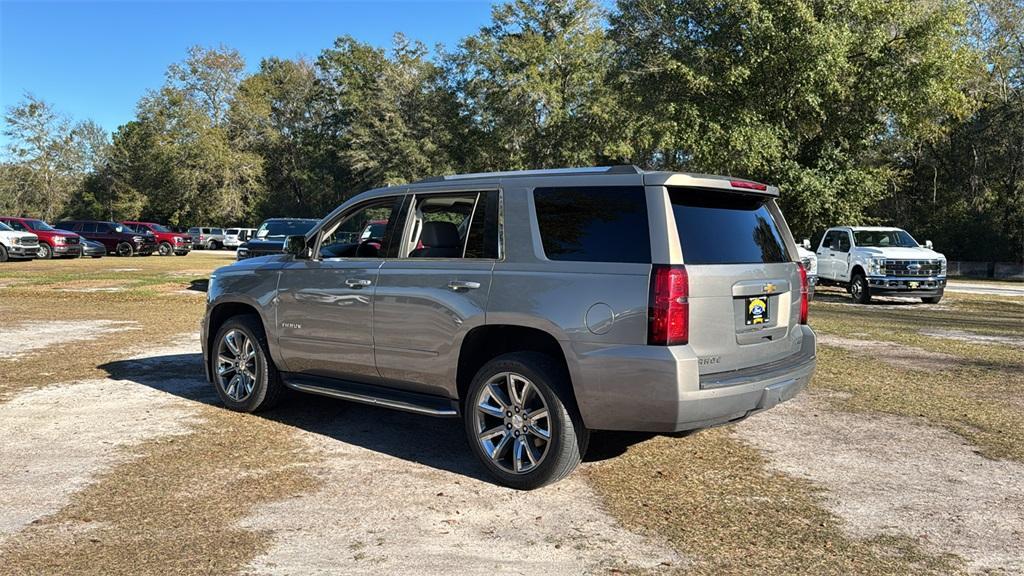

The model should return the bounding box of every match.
[763,283,776,294]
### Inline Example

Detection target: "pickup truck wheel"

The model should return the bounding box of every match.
[850,273,871,304]
[0,245,8,262]
[158,242,173,256]
[37,243,53,259]
[465,352,588,490]
[212,315,284,412]
[922,292,943,304]
[116,242,134,257]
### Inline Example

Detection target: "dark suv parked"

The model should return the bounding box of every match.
[55,220,158,257]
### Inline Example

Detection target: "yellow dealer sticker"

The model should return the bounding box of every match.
[746,296,769,325]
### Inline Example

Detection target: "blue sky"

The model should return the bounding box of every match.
[1,1,497,136]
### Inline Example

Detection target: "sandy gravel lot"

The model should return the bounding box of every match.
[738,393,1024,575]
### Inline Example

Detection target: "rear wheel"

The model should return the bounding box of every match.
[158,242,173,256]
[849,273,871,304]
[211,315,285,412]
[116,242,134,257]
[209,240,221,250]
[464,352,588,490]
[37,243,53,259]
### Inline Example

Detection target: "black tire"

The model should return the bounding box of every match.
[0,244,8,262]
[158,242,173,256]
[464,352,588,490]
[38,243,53,259]
[174,251,189,256]
[91,255,103,259]
[209,240,221,250]
[116,242,135,257]
[211,314,285,412]
[922,292,943,304]
[849,273,871,304]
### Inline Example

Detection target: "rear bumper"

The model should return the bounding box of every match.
[571,325,816,432]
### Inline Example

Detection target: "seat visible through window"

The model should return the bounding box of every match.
[410,221,461,258]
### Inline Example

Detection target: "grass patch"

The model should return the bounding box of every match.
[587,429,966,575]
[0,406,319,575]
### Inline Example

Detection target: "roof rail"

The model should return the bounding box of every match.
[413,165,643,184]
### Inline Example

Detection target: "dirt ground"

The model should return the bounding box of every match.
[1,253,1022,575]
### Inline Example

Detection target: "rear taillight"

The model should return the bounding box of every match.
[798,263,809,325]
[648,265,688,346]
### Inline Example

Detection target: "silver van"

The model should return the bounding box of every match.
[202,166,816,488]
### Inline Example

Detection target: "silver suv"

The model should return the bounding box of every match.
[202,166,816,488]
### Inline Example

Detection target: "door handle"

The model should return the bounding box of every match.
[345,278,372,288]
[448,280,481,291]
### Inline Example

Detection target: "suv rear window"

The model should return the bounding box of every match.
[669,188,789,264]
[533,186,650,263]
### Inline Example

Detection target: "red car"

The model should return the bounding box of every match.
[122,221,192,256]
[0,216,83,259]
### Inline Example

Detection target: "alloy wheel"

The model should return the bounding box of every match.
[159,242,172,256]
[216,329,258,402]
[473,372,552,474]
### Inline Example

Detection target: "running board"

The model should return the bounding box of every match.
[281,373,459,418]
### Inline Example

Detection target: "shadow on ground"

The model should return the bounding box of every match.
[98,351,656,484]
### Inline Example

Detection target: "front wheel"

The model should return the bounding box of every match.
[211,315,285,412]
[849,273,871,304]
[158,242,173,256]
[464,352,588,490]
[0,244,8,262]
[922,292,943,304]
[37,243,53,259]
[116,242,134,257]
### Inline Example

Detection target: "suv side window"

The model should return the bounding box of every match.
[533,186,650,263]
[319,197,400,259]
[397,192,496,259]
[82,223,98,233]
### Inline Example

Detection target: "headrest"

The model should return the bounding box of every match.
[420,221,460,247]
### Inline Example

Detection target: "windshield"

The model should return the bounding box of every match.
[27,219,55,231]
[148,223,171,232]
[256,220,316,239]
[0,222,12,232]
[853,230,919,248]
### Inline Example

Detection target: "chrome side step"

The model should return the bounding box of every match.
[281,373,459,418]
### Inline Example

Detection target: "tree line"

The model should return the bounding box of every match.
[2,0,1022,262]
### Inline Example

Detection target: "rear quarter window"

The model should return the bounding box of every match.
[669,188,789,264]
[533,186,650,263]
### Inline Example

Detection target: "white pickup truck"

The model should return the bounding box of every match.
[816,226,946,304]
[0,221,39,262]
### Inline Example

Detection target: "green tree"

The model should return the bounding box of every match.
[317,34,462,193]
[610,0,979,238]
[1,94,95,220]
[452,0,623,170]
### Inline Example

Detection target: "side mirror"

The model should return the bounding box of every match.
[802,238,811,249]
[284,235,311,259]
[924,240,933,250]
